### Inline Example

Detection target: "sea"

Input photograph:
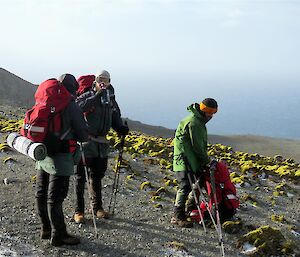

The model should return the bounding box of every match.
[116,73,300,140]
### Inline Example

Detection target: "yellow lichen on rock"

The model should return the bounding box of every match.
[3,157,16,164]
[0,143,10,152]
[153,203,163,208]
[237,225,294,256]
[222,220,243,234]
[140,181,152,190]
[271,214,286,223]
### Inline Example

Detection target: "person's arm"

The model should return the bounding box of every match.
[76,90,104,113]
[68,101,89,142]
[188,122,209,165]
[109,85,129,135]
[108,85,121,116]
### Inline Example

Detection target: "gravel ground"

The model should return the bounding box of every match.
[0,147,299,257]
[0,104,299,257]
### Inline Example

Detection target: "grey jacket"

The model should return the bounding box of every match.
[76,85,124,158]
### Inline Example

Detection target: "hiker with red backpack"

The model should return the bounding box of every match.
[73,70,129,223]
[25,74,89,246]
[171,98,218,228]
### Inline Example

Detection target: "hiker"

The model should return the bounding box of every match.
[171,98,218,227]
[74,70,129,223]
[35,74,88,246]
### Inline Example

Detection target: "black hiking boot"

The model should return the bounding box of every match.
[50,233,80,246]
[186,201,197,216]
[171,216,193,228]
[171,206,193,228]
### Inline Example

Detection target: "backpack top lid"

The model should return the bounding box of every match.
[77,75,95,95]
[34,78,71,112]
[214,161,230,183]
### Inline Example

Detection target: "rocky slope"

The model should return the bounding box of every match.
[0,69,299,256]
[0,105,299,257]
[0,68,36,108]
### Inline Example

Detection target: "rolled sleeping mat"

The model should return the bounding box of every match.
[7,132,47,161]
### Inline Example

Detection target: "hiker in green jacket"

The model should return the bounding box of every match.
[74,70,129,223]
[171,98,218,227]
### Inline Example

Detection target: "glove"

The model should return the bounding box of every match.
[118,124,129,136]
[209,159,218,172]
[95,88,106,98]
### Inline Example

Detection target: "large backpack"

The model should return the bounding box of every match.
[20,79,72,155]
[205,161,239,221]
[191,161,240,222]
[77,75,95,95]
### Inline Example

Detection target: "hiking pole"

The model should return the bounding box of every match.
[79,142,99,239]
[210,166,225,257]
[193,174,219,236]
[108,134,125,216]
[183,156,206,232]
[186,172,207,233]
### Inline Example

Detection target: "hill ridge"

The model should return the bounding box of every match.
[1,68,300,162]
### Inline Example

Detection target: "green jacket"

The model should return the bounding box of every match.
[36,101,88,176]
[173,103,210,173]
[76,85,124,158]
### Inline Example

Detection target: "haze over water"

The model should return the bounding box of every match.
[116,73,300,140]
[1,1,299,140]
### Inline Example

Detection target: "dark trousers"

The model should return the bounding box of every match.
[174,171,201,219]
[35,170,70,237]
[74,156,107,213]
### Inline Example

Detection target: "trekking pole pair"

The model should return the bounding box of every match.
[186,172,207,233]
[209,163,225,257]
[192,169,225,257]
[184,156,225,257]
[108,133,126,216]
[79,142,99,239]
[192,174,218,231]
[183,156,207,232]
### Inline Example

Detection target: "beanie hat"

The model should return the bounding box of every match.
[95,70,110,80]
[200,98,218,114]
[57,73,79,96]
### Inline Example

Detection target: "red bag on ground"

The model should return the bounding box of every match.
[205,161,240,209]
[191,161,239,222]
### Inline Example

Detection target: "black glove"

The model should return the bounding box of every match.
[118,124,129,136]
[209,159,218,172]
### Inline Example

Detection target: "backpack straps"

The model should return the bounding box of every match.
[60,127,72,140]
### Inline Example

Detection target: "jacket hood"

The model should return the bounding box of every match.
[58,74,79,96]
[187,103,205,121]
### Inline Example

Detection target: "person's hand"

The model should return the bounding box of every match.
[118,124,129,136]
[95,82,107,92]
[209,159,218,172]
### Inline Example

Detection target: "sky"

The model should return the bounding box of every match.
[1,0,300,138]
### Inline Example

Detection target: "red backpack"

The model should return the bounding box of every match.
[77,75,95,95]
[20,79,72,155]
[191,161,239,222]
[206,161,239,208]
